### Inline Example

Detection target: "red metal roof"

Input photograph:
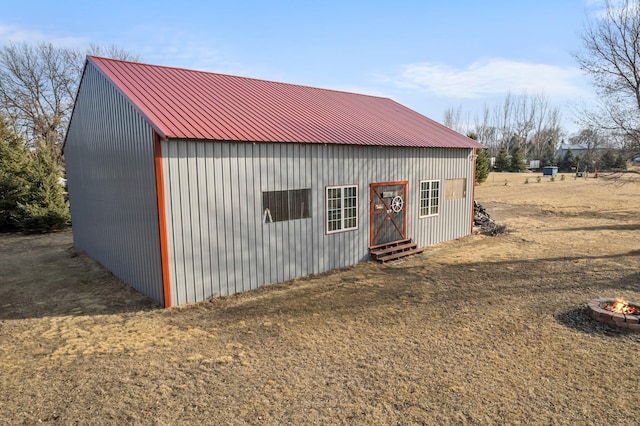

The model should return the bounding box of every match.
[87,56,482,149]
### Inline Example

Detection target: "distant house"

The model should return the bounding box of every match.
[63,57,483,307]
[557,143,606,158]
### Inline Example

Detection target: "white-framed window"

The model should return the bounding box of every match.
[326,185,358,233]
[419,180,440,217]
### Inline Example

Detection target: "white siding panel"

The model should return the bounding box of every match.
[162,140,475,304]
[64,62,164,304]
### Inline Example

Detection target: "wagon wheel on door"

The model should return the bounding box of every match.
[391,195,404,213]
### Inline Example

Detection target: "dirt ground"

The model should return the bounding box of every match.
[1,171,640,425]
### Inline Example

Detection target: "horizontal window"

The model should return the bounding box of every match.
[263,189,311,223]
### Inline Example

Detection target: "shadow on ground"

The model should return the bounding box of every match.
[554,307,638,337]
[0,231,160,320]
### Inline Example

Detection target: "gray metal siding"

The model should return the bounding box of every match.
[64,62,164,304]
[162,141,474,305]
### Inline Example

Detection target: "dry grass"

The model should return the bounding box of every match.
[1,171,640,425]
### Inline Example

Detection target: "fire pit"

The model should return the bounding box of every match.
[585,297,640,331]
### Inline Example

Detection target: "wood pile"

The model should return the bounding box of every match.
[474,201,507,236]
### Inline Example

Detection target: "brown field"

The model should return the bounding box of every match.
[1,171,640,425]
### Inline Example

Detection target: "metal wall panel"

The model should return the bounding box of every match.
[162,140,475,305]
[64,62,164,304]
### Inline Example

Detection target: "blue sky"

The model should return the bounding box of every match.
[1,0,603,133]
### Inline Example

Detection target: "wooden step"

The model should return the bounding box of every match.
[376,246,424,263]
[369,239,415,260]
[369,238,411,251]
[369,238,424,262]
[371,241,417,257]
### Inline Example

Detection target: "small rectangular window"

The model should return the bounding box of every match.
[419,180,440,217]
[445,178,466,200]
[326,185,358,233]
[263,189,311,223]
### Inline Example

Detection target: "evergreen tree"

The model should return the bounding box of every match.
[575,154,585,173]
[560,148,576,172]
[509,144,525,172]
[495,146,510,172]
[0,119,30,231]
[16,142,70,233]
[599,149,616,171]
[614,153,628,170]
[475,149,490,183]
[466,133,490,184]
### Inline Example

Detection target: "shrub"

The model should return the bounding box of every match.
[475,149,490,184]
[0,122,70,233]
[0,121,30,231]
[16,144,70,233]
[509,144,525,172]
[495,146,510,172]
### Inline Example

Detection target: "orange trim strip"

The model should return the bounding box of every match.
[471,149,477,234]
[153,132,172,308]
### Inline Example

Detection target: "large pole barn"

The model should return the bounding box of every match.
[63,56,483,307]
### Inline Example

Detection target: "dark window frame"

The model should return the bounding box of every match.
[262,189,311,223]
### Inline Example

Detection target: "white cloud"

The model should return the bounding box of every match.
[590,0,640,20]
[134,27,247,76]
[388,58,588,99]
[0,24,86,47]
[327,85,391,98]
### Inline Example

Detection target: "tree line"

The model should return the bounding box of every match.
[456,0,640,179]
[445,91,562,166]
[0,43,136,233]
[3,0,640,229]
[449,91,629,176]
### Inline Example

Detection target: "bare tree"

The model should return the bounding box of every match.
[0,42,138,162]
[474,105,499,156]
[443,105,463,132]
[495,92,514,150]
[575,0,640,151]
[443,105,474,135]
[512,93,535,153]
[569,127,609,172]
[445,92,562,162]
[527,94,563,163]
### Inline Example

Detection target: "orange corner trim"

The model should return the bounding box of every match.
[471,148,477,234]
[153,132,172,308]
